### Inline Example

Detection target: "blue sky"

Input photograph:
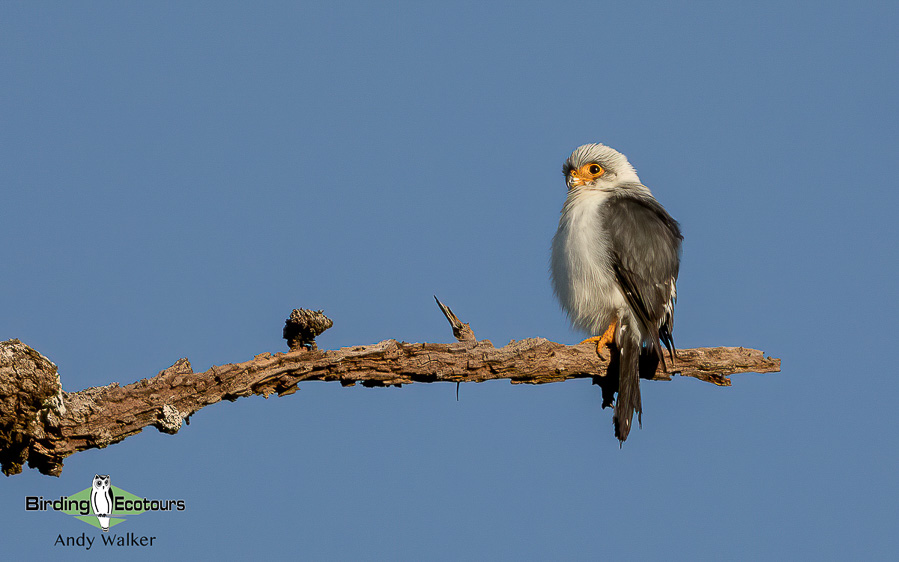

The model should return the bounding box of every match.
[2,1,897,559]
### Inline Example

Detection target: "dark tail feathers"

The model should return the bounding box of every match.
[613,340,642,443]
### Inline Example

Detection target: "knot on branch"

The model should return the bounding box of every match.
[155,404,183,434]
[283,309,333,351]
[0,339,64,476]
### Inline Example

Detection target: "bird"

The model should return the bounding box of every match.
[90,474,114,532]
[550,143,682,443]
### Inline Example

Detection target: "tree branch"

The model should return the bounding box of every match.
[0,303,780,477]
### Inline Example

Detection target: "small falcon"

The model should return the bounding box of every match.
[551,143,682,443]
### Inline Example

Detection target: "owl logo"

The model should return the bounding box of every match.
[90,474,114,532]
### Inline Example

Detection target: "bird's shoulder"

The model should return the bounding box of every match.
[601,189,682,243]
[600,189,682,280]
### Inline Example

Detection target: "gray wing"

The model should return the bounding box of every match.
[602,192,682,365]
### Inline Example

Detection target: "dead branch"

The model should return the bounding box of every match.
[0,302,780,477]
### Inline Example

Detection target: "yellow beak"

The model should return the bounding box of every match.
[567,173,587,189]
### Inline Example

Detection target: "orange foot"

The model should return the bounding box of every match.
[580,321,616,360]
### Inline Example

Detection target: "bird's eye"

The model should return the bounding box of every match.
[589,164,602,175]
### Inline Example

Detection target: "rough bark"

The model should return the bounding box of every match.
[0,304,780,477]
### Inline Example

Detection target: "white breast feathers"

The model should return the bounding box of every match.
[550,188,627,334]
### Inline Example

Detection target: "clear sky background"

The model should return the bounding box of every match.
[2,1,897,559]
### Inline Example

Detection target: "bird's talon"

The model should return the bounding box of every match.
[580,321,616,360]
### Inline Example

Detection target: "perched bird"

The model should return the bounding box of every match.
[551,143,682,443]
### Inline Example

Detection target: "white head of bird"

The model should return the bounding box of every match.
[562,143,642,191]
